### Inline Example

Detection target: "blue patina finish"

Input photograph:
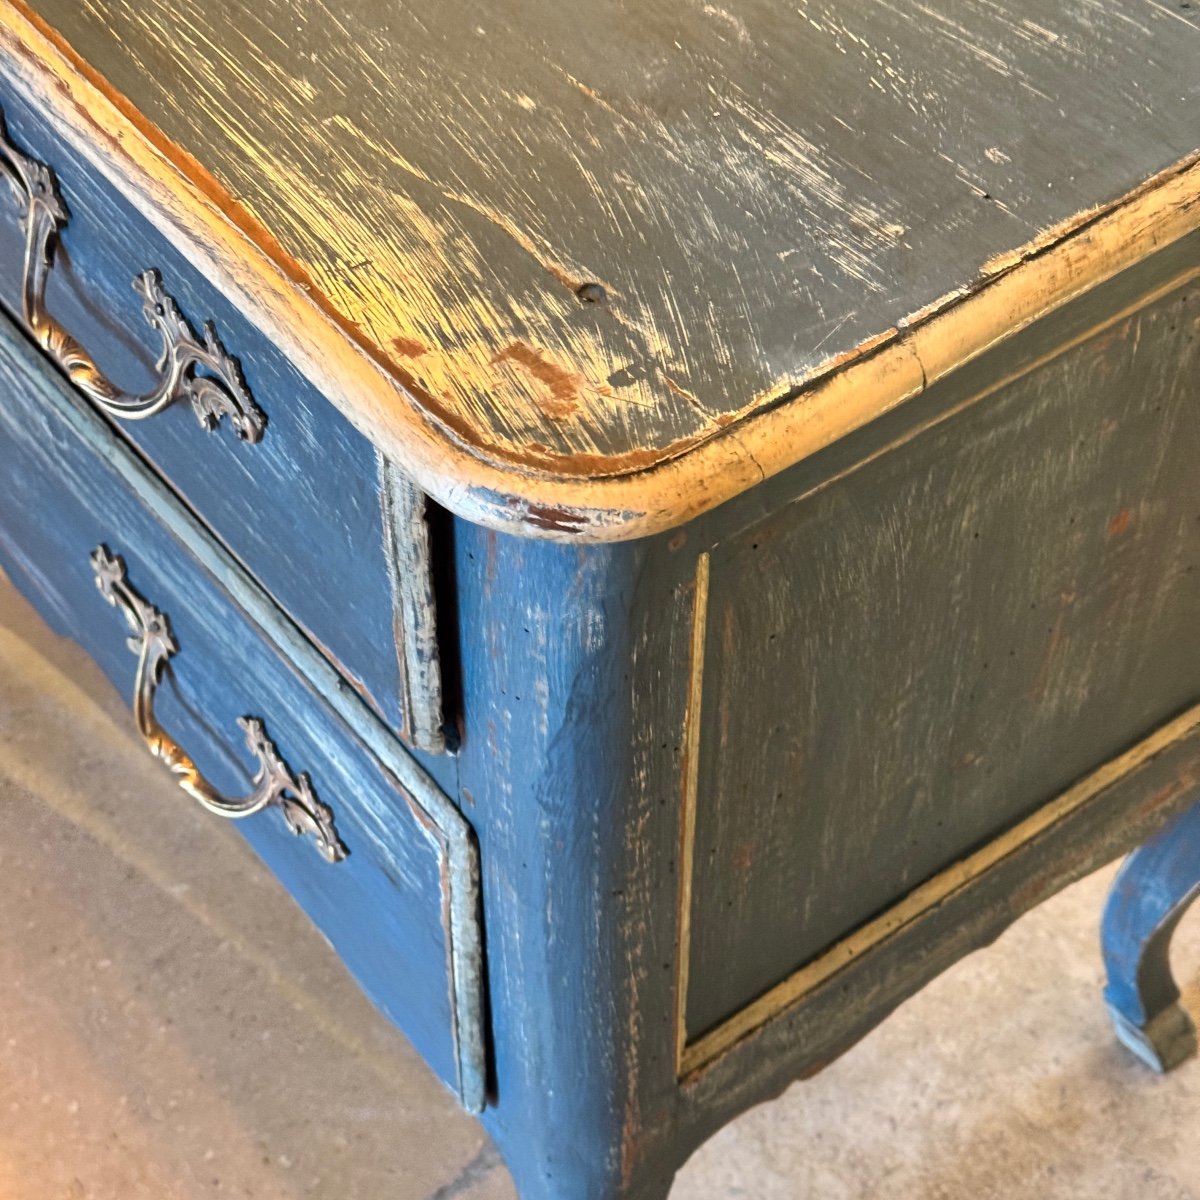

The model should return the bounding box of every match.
[0,320,486,1111]
[0,88,411,736]
[1102,803,1200,1073]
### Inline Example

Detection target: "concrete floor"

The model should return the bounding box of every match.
[0,574,1197,1200]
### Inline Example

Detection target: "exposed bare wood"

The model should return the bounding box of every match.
[379,460,446,754]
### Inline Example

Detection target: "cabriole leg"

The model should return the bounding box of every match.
[1101,802,1200,1071]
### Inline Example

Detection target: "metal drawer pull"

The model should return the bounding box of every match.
[91,545,346,863]
[0,109,265,442]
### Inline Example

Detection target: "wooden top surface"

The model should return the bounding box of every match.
[6,0,1200,536]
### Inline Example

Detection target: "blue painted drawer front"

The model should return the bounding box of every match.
[0,312,484,1110]
[0,79,421,739]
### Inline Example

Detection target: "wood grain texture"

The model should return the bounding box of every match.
[0,311,486,1111]
[380,458,446,754]
[0,1,1195,537]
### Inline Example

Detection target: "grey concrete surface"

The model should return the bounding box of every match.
[0,574,1196,1200]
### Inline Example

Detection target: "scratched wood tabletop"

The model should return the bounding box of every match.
[11,0,1200,505]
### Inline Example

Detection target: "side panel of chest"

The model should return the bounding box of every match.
[681,263,1200,1045]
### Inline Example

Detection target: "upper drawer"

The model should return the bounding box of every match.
[0,82,445,751]
[0,307,483,1109]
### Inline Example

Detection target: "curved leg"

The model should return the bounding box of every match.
[1101,802,1200,1071]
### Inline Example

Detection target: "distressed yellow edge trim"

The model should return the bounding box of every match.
[673,551,709,1076]
[678,702,1200,1079]
[727,262,1200,562]
[0,5,1196,541]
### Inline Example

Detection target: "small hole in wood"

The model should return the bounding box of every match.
[575,281,608,306]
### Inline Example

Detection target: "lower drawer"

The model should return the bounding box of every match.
[0,312,485,1110]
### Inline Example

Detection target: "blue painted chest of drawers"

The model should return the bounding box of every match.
[0,2,1198,1196]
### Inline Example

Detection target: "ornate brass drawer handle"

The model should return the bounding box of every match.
[0,109,265,442]
[91,546,346,863]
